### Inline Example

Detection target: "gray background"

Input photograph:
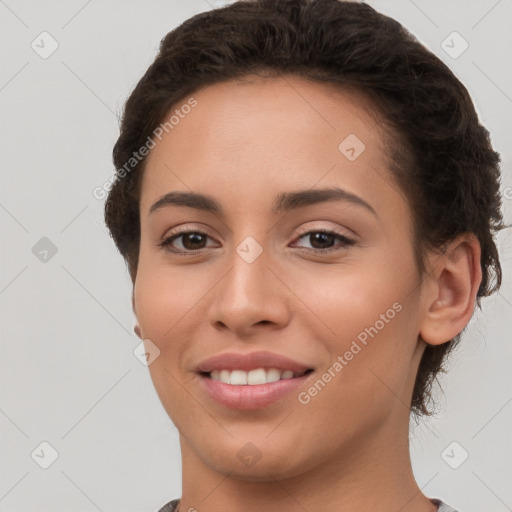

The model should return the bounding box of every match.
[0,1,511,511]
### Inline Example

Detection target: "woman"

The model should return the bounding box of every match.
[104,1,504,511]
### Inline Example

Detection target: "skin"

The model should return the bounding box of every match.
[132,74,481,512]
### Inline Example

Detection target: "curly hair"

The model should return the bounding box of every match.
[104,0,504,417]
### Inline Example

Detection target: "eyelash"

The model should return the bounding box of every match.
[157,227,356,256]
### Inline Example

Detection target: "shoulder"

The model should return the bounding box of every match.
[431,498,460,512]
[156,498,180,512]
[157,498,461,512]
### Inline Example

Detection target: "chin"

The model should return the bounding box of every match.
[199,440,313,482]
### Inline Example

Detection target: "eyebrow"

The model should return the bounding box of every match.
[149,187,377,217]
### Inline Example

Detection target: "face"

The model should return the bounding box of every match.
[134,74,428,480]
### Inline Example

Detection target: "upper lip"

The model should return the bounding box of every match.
[196,351,314,374]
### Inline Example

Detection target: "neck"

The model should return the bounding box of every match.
[177,405,437,512]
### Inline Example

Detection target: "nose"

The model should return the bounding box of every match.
[207,246,291,338]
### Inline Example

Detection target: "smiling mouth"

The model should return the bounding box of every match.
[201,368,314,385]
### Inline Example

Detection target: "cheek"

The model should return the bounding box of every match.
[133,265,206,420]
[287,257,412,345]
[134,261,207,342]
[286,256,419,397]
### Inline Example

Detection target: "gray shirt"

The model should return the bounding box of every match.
[157,497,459,511]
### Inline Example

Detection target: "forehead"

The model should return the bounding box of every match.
[139,74,403,219]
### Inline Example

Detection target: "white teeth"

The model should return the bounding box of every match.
[247,368,267,385]
[230,370,247,385]
[209,367,305,385]
[266,368,281,383]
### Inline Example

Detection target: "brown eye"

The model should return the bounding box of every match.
[159,230,217,254]
[180,232,208,250]
[308,232,336,249]
[292,230,355,253]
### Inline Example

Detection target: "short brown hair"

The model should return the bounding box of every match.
[104,0,504,417]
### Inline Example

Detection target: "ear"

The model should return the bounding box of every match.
[132,292,142,339]
[419,233,482,346]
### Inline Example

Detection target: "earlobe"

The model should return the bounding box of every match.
[419,234,482,346]
[132,293,142,339]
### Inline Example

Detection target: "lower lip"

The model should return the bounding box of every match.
[199,373,311,410]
